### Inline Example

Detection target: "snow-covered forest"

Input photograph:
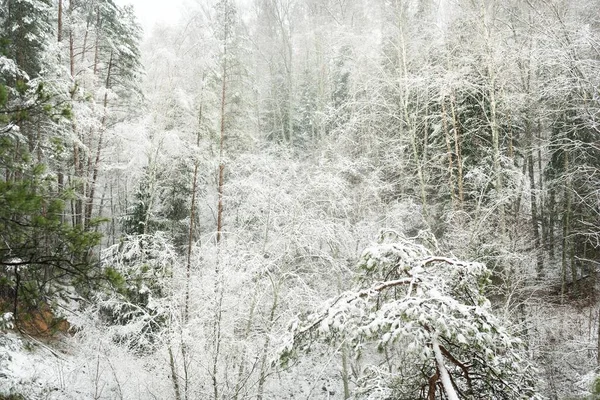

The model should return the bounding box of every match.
[1,0,600,398]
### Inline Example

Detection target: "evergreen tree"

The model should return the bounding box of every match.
[285,233,542,399]
[0,0,52,77]
[0,0,103,331]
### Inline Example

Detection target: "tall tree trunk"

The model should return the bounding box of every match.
[233,292,258,400]
[13,265,20,329]
[93,8,101,76]
[58,0,63,43]
[68,2,75,77]
[489,75,504,234]
[85,51,113,226]
[341,344,351,399]
[68,0,82,227]
[528,150,543,277]
[184,175,199,321]
[256,276,279,400]
[441,95,456,206]
[184,91,204,322]
[548,187,556,261]
[81,18,91,63]
[537,121,547,256]
[216,54,227,245]
[597,304,600,366]
[479,0,505,234]
[395,0,427,215]
[169,344,182,400]
[212,288,224,400]
[450,91,464,205]
[213,14,231,399]
[561,152,571,303]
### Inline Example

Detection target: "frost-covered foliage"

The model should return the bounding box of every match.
[0,311,13,330]
[285,232,542,399]
[0,328,172,400]
[96,232,179,353]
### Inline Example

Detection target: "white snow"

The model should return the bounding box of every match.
[432,336,459,400]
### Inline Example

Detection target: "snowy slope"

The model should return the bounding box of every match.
[0,329,172,400]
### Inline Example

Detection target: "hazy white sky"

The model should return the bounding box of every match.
[115,0,187,35]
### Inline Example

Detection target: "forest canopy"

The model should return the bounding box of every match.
[1,0,600,399]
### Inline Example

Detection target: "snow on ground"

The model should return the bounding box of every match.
[0,328,173,400]
[0,332,70,399]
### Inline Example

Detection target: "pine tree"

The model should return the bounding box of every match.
[285,233,542,399]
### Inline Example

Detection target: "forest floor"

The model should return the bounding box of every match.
[1,298,599,399]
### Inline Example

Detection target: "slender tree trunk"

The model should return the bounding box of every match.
[177,100,206,400]
[561,153,571,303]
[69,34,82,226]
[184,176,198,321]
[507,124,514,160]
[212,288,224,400]
[528,151,543,277]
[13,265,19,328]
[479,0,505,234]
[181,336,189,400]
[450,91,464,205]
[85,51,113,226]
[256,277,279,399]
[58,0,63,43]
[597,304,600,365]
[93,8,101,76]
[341,344,351,399]
[185,97,204,322]
[548,187,556,260]
[169,344,182,400]
[216,52,227,245]
[75,168,84,227]
[68,4,75,78]
[81,18,91,63]
[537,121,547,254]
[570,241,578,296]
[233,292,258,400]
[395,0,427,215]
[441,96,456,206]
[489,75,504,234]
[213,16,230,400]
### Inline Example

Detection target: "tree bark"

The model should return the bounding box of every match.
[58,0,63,43]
